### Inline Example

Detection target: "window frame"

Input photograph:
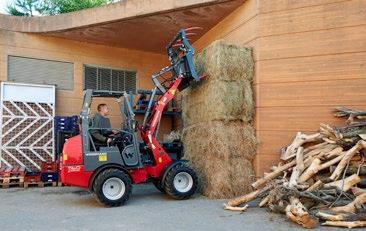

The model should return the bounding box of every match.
[7,55,74,91]
[83,64,137,93]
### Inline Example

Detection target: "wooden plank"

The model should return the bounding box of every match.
[259,0,366,37]
[56,98,83,115]
[194,0,259,52]
[222,16,258,47]
[254,154,281,177]
[3,31,167,65]
[255,106,366,131]
[257,24,366,61]
[255,52,366,84]
[258,0,348,14]
[256,130,298,156]
[255,78,366,107]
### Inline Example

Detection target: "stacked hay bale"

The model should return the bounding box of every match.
[182,40,256,199]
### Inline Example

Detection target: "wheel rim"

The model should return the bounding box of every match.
[102,177,126,200]
[173,172,193,193]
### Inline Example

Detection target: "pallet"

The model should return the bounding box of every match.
[0,177,24,188]
[0,166,25,188]
[24,174,41,183]
[24,181,58,188]
[0,176,24,184]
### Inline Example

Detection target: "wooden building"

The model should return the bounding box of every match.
[0,0,365,176]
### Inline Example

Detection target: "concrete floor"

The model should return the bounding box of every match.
[0,184,343,231]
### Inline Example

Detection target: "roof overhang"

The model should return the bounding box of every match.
[0,0,244,53]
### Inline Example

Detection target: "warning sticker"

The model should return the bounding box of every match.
[99,154,107,162]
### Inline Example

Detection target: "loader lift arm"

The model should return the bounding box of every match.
[139,28,202,171]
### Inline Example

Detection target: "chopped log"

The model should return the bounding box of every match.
[259,195,270,207]
[296,184,310,190]
[306,180,324,192]
[334,107,366,120]
[316,211,366,221]
[330,140,366,180]
[331,193,366,213]
[330,164,366,175]
[304,144,337,160]
[324,146,343,159]
[320,123,366,147]
[324,174,361,192]
[281,132,322,161]
[298,158,321,184]
[303,142,328,153]
[351,187,366,196]
[320,153,346,170]
[316,211,346,221]
[227,185,272,207]
[223,204,249,212]
[252,161,296,189]
[289,147,304,187]
[269,166,278,172]
[285,197,319,228]
[322,220,366,228]
[298,153,345,184]
[320,123,342,140]
[253,146,338,189]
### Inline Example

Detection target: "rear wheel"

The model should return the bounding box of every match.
[92,169,132,207]
[163,163,198,200]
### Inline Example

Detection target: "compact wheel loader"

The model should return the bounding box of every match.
[60,28,203,207]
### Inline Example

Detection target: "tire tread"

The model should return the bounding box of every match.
[92,168,132,207]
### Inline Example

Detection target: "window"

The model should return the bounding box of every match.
[8,56,74,90]
[84,65,137,93]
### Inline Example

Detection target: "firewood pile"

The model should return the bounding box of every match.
[224,107,366,229]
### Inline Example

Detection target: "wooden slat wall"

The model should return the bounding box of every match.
[0,30,174,140]
[194,0,366,176]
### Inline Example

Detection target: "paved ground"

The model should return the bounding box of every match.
[0,184,343,231]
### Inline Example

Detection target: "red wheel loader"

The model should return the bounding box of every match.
[60,28,203,206]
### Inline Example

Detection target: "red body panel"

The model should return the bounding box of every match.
[60,134,92,188]
[60,165,93,188]
[62,135,83,165]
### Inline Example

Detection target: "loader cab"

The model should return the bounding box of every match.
[80,90,141,171]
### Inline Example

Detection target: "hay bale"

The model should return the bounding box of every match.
[182,121,256,198]
[183,79,252,126]
[195,40,253,83]
[182,40,256,199]
[186,146,255,199]
[183,40,254,127]
[182,121,256,160]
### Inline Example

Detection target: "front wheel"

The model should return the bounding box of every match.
[92,169,132,207]
[163,163,198,200]
[152,180,165,193]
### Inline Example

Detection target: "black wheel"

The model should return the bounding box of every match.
[152,180,165,193]
[163,163,198,200]
[92,169,132,207]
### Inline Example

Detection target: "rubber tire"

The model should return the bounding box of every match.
[152,180,165,193]
[92,168,132,207]
[163,163,198,200]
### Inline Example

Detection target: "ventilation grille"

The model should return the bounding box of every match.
[8,56,74,90]
[84,65,137,93]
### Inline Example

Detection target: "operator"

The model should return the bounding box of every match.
[90,103,115,145]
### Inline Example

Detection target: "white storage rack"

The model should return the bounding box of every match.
[0,82,55,171]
